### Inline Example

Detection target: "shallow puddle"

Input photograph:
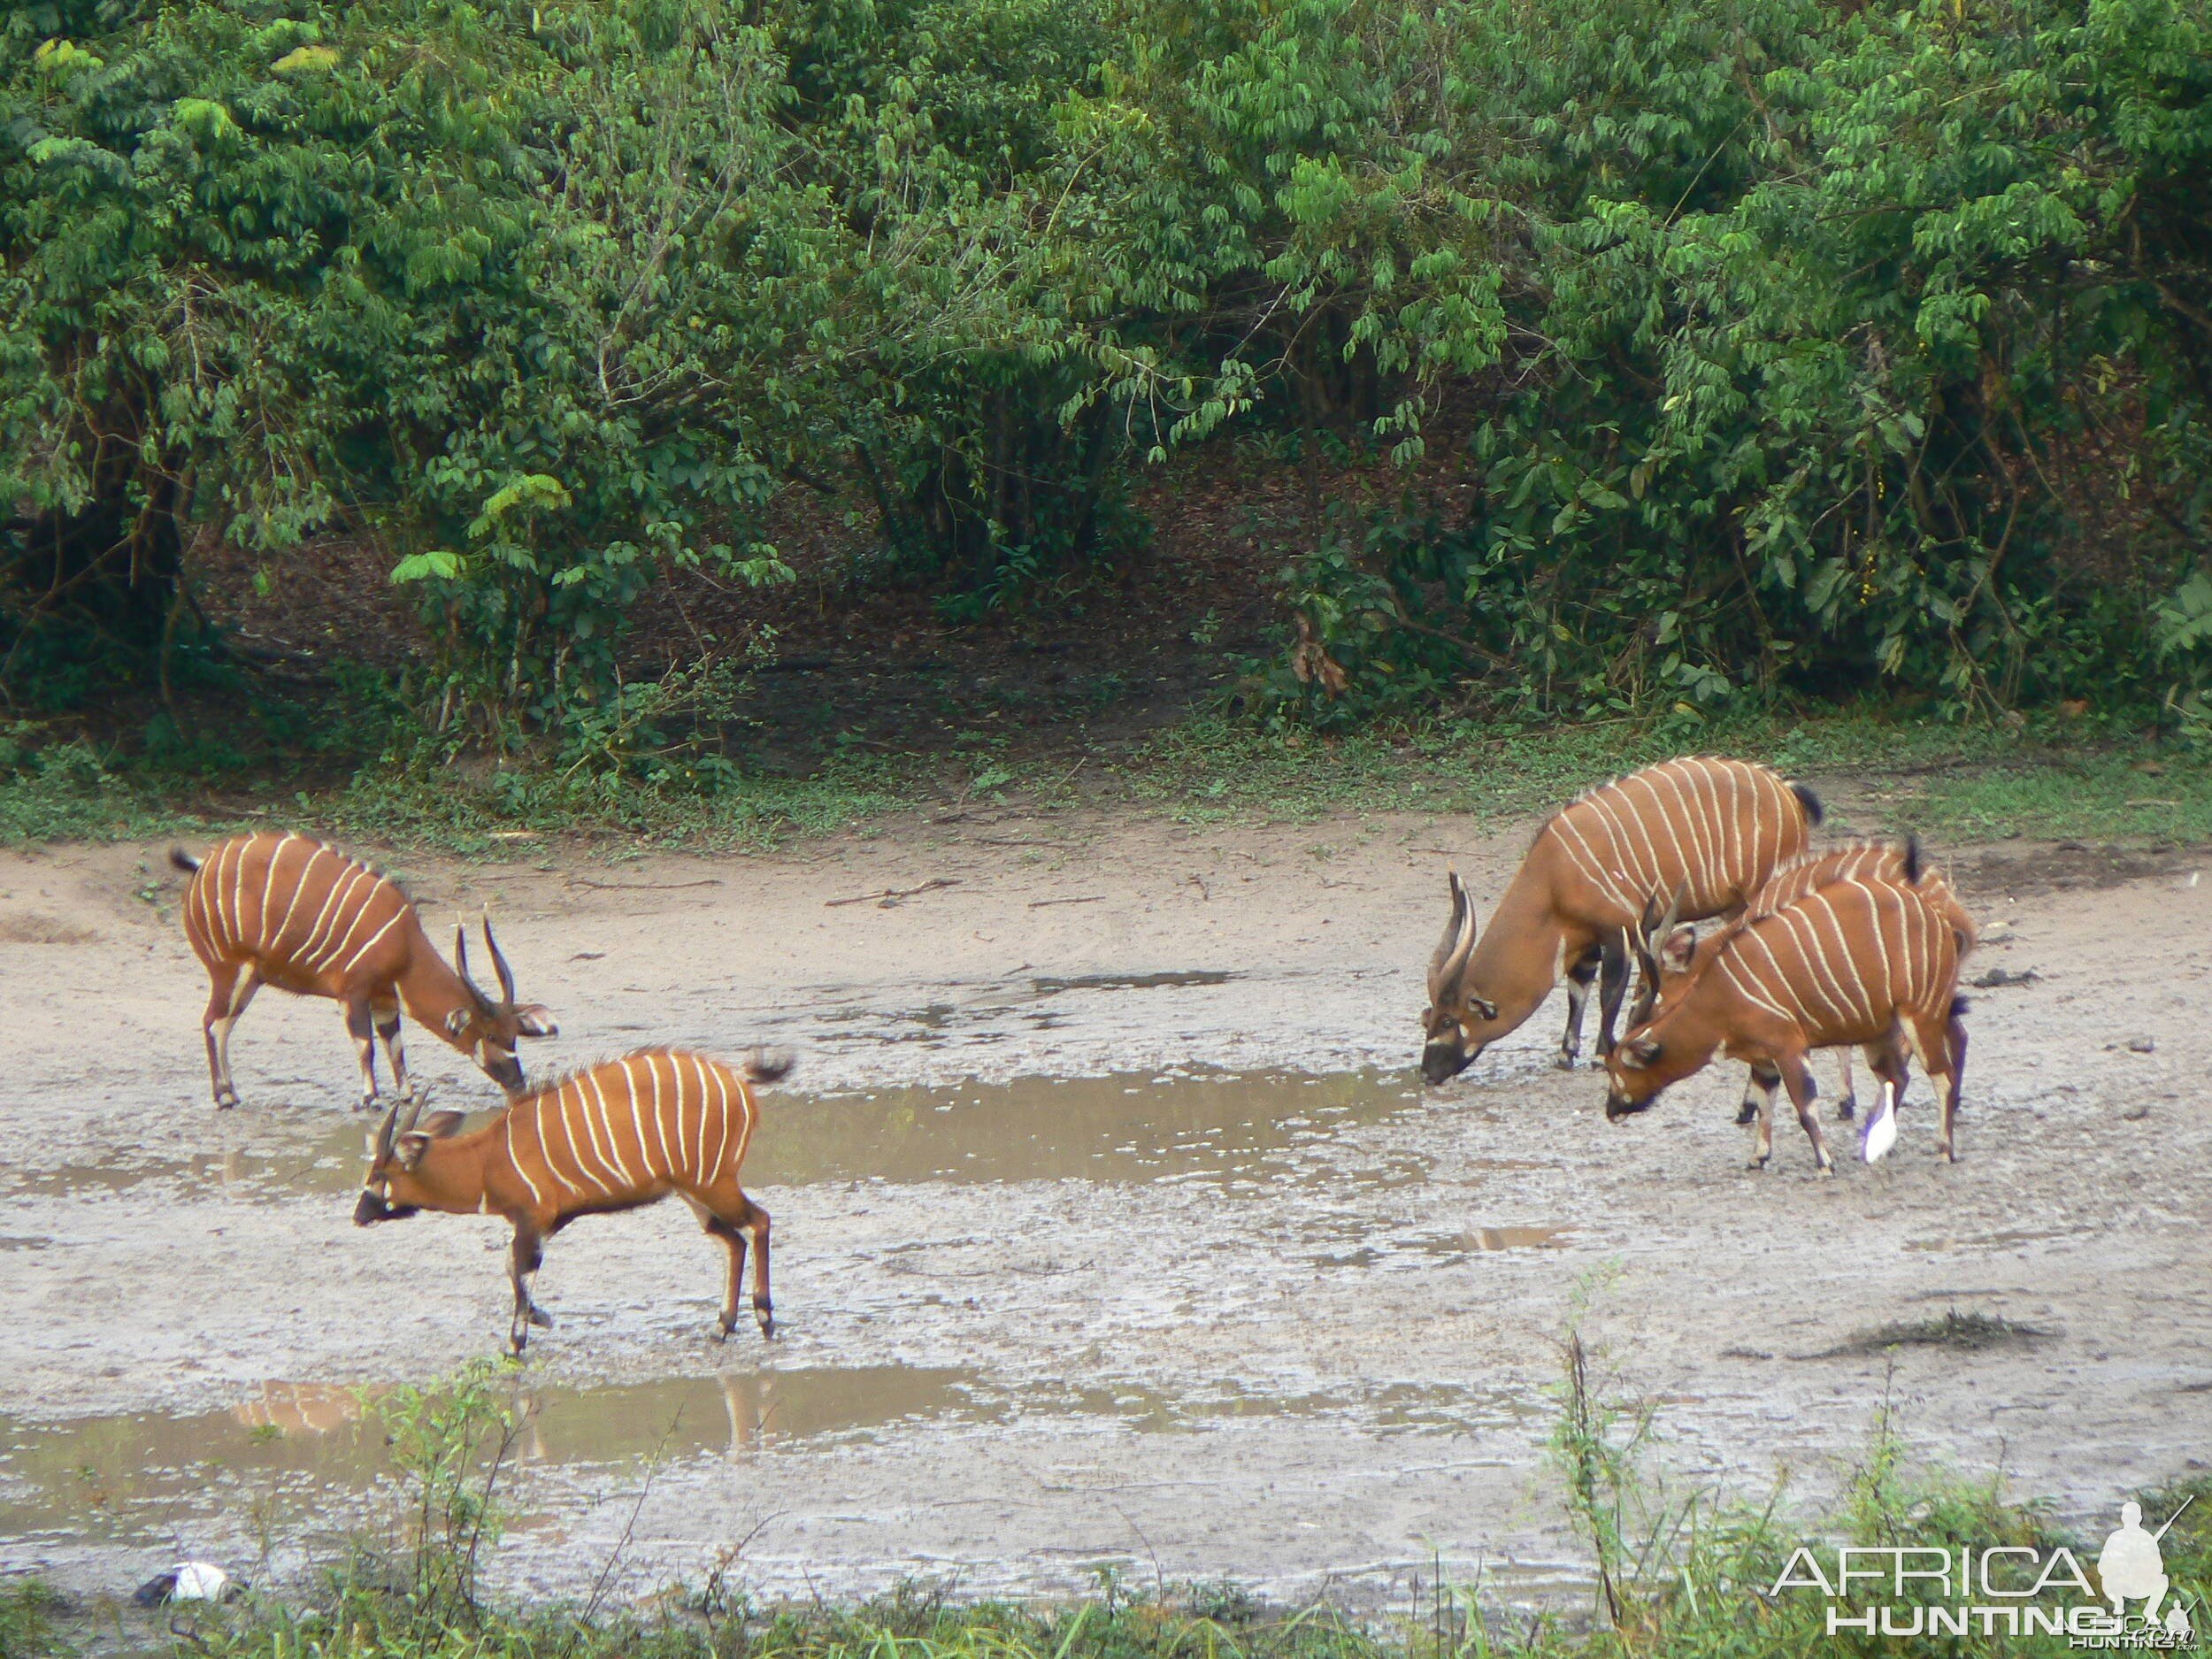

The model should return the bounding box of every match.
[0,1364,1537,1555]
[0,1366,983,1550]
[4,1071,1431,1199]
[749,1069,1424,1185]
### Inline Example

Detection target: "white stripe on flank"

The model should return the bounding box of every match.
[1740,923,1815,1025]
[541,1085,600,1196]
[1575,795,1633,894]
[1683,761,1717,887]
[506,1110,545,1209]
[1747,766,1769,883]
[257,833,300,951]
[1907,901,1932,1015]
[1691,762,1731,894]
[1644,772,1697,902]
[588,1069,639,1187]
[1717,950,1795,1022]
[1805,895,1871,1027]
[730,1074,754,1167]
[618,1058,650,1186]
[571,1073,628,1191]
[709,1063,733,1178]
[1551,814,1635,915]
[201,845,227,947]
[201,839,228,949]
[183,862,206,949]
[646,1053,672,1179]
[294,866,365,972]
[1649,768,1697,892]
[270,845,328,957]
[1656,766,1710,901]
[339,903,407,975]
[321,874,393,973]
[1824,890,1879,1025]
[690,1055,713,1177]
[1706,760,1744,889]
[219,839,247,949]
[303,869,373,971]
[1672,765,1725,898]
[1861,882,1900,1014]
[1595,788,1664,902]
[1786,899,1861,1028]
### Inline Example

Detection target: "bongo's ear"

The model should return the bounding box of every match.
[1620,1035,1662,1069]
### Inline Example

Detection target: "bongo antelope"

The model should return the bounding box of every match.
[1423,757,1823,1083]
[1631,838,1970,1124]
[173,833,555,1110]
[1602,872,1972,1169]
[354,1049,792,1353]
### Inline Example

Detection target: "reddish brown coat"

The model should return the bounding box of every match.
[357,1049,788,1352]
[1605,872,1971,1169]
[1424,757,1822,1080]
[174,832,553,1110]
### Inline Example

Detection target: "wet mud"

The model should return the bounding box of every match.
[1,811,2208,1609]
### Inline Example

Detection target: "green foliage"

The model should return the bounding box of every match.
[0,1581,67,1659]
[4,0,2209,754]
[1253,0,2212,725]
[0,722,179,843]
[3,0,821,754]
[368,1360,519,1626]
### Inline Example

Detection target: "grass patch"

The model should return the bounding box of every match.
[0,1583,67,1659]
[0,735,920,859]
[2,703,2207,856]
[1117,707,2212,844]
[1811,1310,2050,1359]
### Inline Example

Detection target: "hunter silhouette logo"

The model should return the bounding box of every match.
[2098,1498,2193,1636]
[1769,1494,2200,1646]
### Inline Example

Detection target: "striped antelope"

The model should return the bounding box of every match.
[353,1049,792,1353]
[1423,757,1823,1084]
[172,833,556,1110]
[1602,870,1973,1169]
[1632,837,1971,1125]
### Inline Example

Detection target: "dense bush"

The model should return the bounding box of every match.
[4,0,2208,754]
[1251,0,2212,726]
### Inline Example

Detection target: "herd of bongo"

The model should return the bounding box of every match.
[169,756,1971,1353]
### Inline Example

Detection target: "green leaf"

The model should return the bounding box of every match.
[390,551,463,585]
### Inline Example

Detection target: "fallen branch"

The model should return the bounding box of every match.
[827,878,961,909]
[1029,895,1105,908]
[568,877,724,891]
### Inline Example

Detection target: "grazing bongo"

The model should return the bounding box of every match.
[353,1049,792,1353]
[1602,872,1973,1170]
[1423,757,1823,1083]
[1631,837,1970,1125]
[173,833,555,1110]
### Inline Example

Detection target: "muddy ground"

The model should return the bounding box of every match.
[1,795,2208,1612]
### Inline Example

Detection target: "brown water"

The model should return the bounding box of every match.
[3,1070,1431,1201]
[0,1366,1539,1554]
[0,1367,980,1549]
